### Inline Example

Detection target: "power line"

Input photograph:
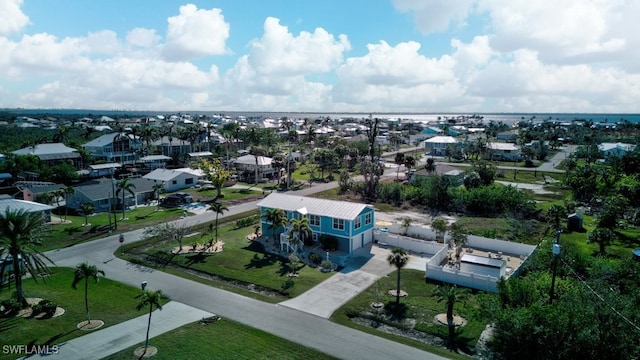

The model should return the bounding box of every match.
[560,258,640,334]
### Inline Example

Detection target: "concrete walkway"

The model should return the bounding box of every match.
[278,243,431,318]
[26,301,215,360]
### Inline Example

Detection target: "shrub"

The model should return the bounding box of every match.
[308,252,322,265]
[38,300,58,317]
[319,234,338,251]
[235,216,259,229]
[321,260,333,271]
[1,298,22,315]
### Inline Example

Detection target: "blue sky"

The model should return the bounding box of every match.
[1,0,639,113]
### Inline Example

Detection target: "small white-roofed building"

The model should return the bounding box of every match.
[143,168,198,192]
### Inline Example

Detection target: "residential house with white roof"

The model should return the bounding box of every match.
[143,168,199,192]
[82,133,142,164]
[424,136,458,156]
[233,155,274,182]
[151,136,192,157]
[0,195,53,222]
[12,143,81,169]
[598,142,636,162]
[485,142,522,161]
[257,193,375,253]
[66,177,156,213]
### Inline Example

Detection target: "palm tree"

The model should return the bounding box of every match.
[64,186,75,220]
[80,202,94,226]
[152,183,164,211]
[401,217,412,236]
[387,247,409,304]
[546,204,567,231]
[432,218,448,243]
[263,208,286,245]
[434,284,469,343]
[588,227,615,255]
[0,209,52,305]
[71,262,105,324]
[116,177,136,220]
[394,152,405,180]
[249,145,265,184]
[450,223,468,258]
[403,155,416,174]
[425,157,436,174]
[208,202,228,244]
[135,289,163,357]
[53,189,64,222]
[290,217,313,248]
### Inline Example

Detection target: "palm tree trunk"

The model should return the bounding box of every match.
[447,302,455,339]
[85,278,91,322]
[11,251,25,306]
[215,215,219,242]
[396,270,401,304]
[144,304,152,354]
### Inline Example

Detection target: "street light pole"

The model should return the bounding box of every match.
[108,193,112,232]
[549,229,562,304]
[111,177,117,230]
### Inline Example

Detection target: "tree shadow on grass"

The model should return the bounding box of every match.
[446,328,474,355]
[244,253,280,270]
[63,226,83,235]
[384,302,408,321]
[42,327,79,346]
[184,252,209,267]
[0,316,19,333]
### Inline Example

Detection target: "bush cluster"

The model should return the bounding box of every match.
[32,299,57,317]
[235,216,259,229]
[1,298,22,315]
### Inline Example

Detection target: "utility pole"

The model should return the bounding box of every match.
[549,229,562,304]
[111,177,117,230]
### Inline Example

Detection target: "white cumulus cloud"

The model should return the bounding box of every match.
[392,0,476,34]
[0,0,29,36]
[162,4,230,61]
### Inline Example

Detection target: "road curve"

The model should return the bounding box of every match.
[46,182,447,360]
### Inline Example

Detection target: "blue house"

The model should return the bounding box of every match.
[257,193,375,253]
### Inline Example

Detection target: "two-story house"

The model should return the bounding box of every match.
[424,136,458,156]
[257,193,375,253]
[82,133,142,164]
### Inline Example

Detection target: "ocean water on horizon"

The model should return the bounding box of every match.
[4,108,640,126]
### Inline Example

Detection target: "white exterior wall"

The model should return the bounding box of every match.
[426,264,499,292]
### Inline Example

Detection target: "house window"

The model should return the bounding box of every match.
[185,178,194,185]
[172,180,177,185]
[333,218,345,230]
[309,215,320,226]
[365,213,372,225]
[355,216,361,229]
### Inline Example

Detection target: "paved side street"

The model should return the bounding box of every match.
[38,180,446,360]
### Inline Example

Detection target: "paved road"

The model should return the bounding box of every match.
[45,181,446,360]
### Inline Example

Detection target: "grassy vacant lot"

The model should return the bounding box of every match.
[332,270,485,360]
[103,318,337,360]
[118,221,333,302]
[43,206,184,251]
[0,267,163,360]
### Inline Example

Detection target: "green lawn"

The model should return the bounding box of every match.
[103,318,337,360]
[332,270,485,359]
[118,222,333,301]
[181,186,264,202]
[0,267,164,360]
[43,207,184,251]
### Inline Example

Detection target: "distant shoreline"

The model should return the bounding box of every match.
[2,108,640,125]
